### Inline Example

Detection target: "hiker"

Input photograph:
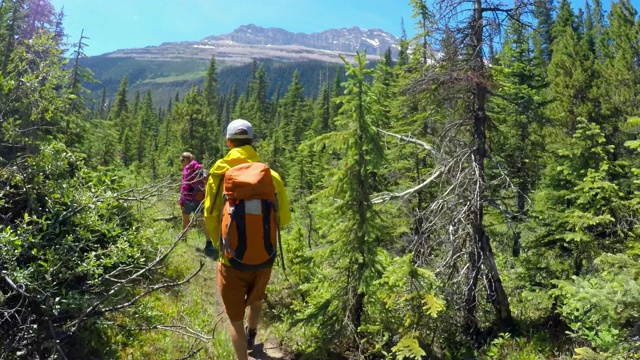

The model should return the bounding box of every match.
[179,152,216,255]
[203,119,291,360]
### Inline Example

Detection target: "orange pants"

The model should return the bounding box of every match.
[218,262,272,322]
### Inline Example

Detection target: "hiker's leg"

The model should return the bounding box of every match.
[180,206,190,239]
[244,267,272,340]
[181,213,190,230]
[198,217,211,242]
[247,301,262,330]
[219,263,250,359]
[229,320,248,360]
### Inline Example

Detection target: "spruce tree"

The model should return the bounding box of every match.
[525,121,634,279]
[489,7,547,257]
[246,65,270,139]
[280,69,307,146]
[548,0,596,133]
[295,53,388,352]
[111,75,129,122]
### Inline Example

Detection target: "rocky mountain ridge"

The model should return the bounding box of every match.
[102,24,400,65]
[202,24,399,54]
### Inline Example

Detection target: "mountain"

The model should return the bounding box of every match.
[100,24,399,65]
[82,24,398,108]
[202,24,399,55]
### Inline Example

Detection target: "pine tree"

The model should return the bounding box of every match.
[296,53,388,351]
[202,55,222,157]
[525,121,634,280]
[111,75,129,121]
[280,70,307,146]
[603,0,639,117]
[489,7,547,257]
[329,70,343,121]
[175,85,213,161]
[420,0,515,336]
[131,90,140,118]
[397,17,410,67]
[246,65,270,139]
[311,83,331,135]
[203,55,219,115]
[98,86,107,119]
[134,90,156,166]
[410,0,433,65]
[548,0,596,133]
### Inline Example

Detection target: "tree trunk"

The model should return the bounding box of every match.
[513,181,526,257]
[464,240,481,337]
[469,0,514,332]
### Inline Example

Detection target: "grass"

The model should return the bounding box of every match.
[139,71,207,84]
[115,198,236,359]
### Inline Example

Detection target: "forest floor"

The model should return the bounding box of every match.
[192,236,294,360]
[122,203,293,359]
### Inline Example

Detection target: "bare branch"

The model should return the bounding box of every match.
[123,323,212,342]
[99,261,204,315]
[376,127,438,156]
[372,167,446,204]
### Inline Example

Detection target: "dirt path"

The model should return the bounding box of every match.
[249,337,292,360]
[196,246,292,360]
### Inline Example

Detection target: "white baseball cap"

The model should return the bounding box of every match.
[226,119,254,139]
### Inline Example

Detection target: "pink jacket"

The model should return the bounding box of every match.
[179,160,203,206]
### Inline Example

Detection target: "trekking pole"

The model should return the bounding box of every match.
[277,226,286,272]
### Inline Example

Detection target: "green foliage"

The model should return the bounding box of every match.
[391,335,426,360]
[0,143,148,357]
[361,252,443,358]
[5,0,640,358]
[524,120,637,282]
[552,253,640,352]
[482,333,550,360]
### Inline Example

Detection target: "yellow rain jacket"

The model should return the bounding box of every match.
[203,145,291,265]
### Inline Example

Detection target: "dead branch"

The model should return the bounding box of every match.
[69,231,199,333]
[98,261,204,315]
[376,128,438,156]
[123,323,212,342]
[372,168,446,204]
[153,215,180,222]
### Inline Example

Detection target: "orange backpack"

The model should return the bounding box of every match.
[219,162,279,271]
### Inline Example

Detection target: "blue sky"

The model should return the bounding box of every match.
[50,0,416,56]
[50,0,618,56]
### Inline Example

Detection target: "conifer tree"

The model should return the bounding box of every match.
[98,86,107,119]
[280,69,307,145]
[603,0,639,117]
[246,65,270,139]
[329,70,343,121]
[134,90,156,166]
[131,90,140,118]
[203,55,219,115]
[421,0,515,337]
[397,17,410,67]
[175,85,212,161]
[489,7,547,257]
[296,53,388,352]
[203,55,222,153]
[311,83,331,135]
[525,121,635,280]
[548,0,596,133]
[111,75,129,121]
[533,0,554,70]
[410,0,433,65]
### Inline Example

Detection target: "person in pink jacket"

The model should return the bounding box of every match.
[179,152,216,255]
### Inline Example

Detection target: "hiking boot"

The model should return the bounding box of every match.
[246,327,257,349]
[204,241,218,258]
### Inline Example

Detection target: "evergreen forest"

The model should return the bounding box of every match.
[1,0,639,359]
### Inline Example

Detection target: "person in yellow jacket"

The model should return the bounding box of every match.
[204,119,291,360]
